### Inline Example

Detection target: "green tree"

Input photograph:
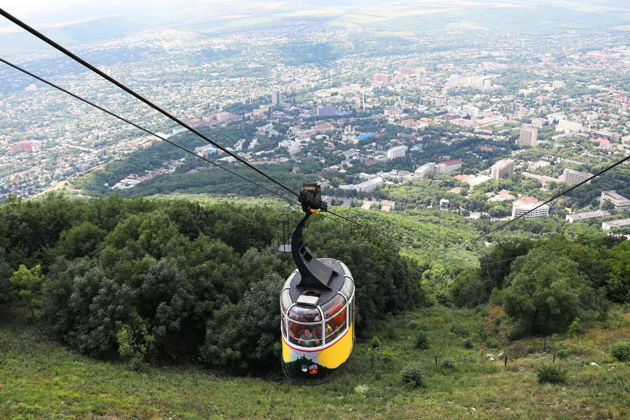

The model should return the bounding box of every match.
[479,240,533,292]
[9,264,44,320]
[200,273,284,372]
[58,221,106,258]
[0,247,14,303]
[502,250,601,337]
[451,269,488,308]
[606,241,630,303]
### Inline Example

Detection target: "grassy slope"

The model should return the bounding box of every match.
[1,303,628,419]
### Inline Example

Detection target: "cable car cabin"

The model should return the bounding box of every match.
[279,183,355,379]
[280,260,355,378]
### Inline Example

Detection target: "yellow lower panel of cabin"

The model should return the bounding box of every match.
[282,324,353,369]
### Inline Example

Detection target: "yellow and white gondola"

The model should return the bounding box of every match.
[279,184,356,378]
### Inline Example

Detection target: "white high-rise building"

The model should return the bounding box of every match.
[386,145,408,160]
[271,91,280,106]
[518,126,538,147]
[511,197,549,219]
[559,169,592,185]
[436,159,462,174]
[490,159,515,179]
[415,162,436,178]
[601,190,630,210]
[339,177,384,193]
[602,218,630,231]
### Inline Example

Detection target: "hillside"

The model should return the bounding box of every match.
[1,304,628,419]
[0,194,628,419]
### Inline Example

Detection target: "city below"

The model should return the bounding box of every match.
[1,2,629,234]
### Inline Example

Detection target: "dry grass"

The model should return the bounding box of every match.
[1,304,628,419]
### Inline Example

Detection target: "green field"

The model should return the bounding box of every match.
[2,303,628,419]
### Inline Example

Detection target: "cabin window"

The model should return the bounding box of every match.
[325,308,346,342]
[322,294,346,319]
[340,276,354,300]
[321,294,347,342]
[349,298,354,326]
[287,305,323,347]
[288,321,322,347]
[280,289,292,314]
[288,304,321,322]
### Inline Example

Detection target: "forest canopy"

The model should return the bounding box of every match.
[0,194,423,372]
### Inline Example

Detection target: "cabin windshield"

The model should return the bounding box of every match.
[287,305,323,347]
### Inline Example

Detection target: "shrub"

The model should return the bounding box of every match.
[370,336,381,350]
[415,331,429,350]
[525,345,535,354]
[9,264,44,320]
[116,322,154,371]
[379,348,396,364]
[486,338,499,348]
[128,358,148,373]
[440,358,455,369]
[462,338,474,349]
[401,362,425,388]
[611,341,630,362]
[556,349,570,359]
[450,324,469,337]
[536,365,567,384]
[488,287,503,305]
[506,328,521,341]
[567,318,586,336]
[450,271,488,308]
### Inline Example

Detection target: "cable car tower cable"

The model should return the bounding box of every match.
[0,8,299,199]
[0,58,298,207]
[0,57,394,240]
[482,154,630,238]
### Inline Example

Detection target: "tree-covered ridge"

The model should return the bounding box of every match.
[450,235,628,338]
[0,193,626,374]
[0,194,422,372]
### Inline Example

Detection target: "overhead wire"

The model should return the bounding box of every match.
[484,234,625,267]
[0,8,399,239]
[4,8,625,248]
[1,8,408,241]
[481,154,630,238]
[0,8,300,199]
[0,58,298,207]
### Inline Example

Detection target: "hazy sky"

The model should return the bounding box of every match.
[1,0,627,33]
[0,1,244,31]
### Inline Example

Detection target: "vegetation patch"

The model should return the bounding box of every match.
[401,361,425,388]
[415,330,429,350]
[611,341,630,362]
[536,365,567,384]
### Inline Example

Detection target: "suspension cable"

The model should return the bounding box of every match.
[482,154,630,238]
[0,58,298,207]
[0,8,299,199]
